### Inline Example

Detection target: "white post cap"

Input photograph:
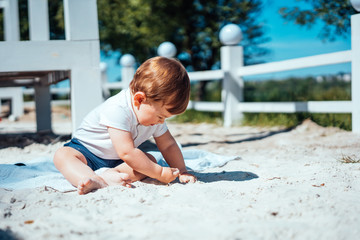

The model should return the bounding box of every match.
[99,62,107,71]
[157,41,177,58]
[219,24,242,45]
[351,0,360,11]
[120,54,136,67]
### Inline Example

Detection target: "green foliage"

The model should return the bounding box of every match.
[97,0,269,69]
[97,0,180,62]
[18,0,29,40]
[170,109,222,124]
[190,81,222,102]
[49,0,65,40]
[242,76,351,130]
[110,89,122,96]
[242,112,351,131]
[279,0,356,41]
[244,76,351,102]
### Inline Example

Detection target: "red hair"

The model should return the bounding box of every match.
[129,57,190,115]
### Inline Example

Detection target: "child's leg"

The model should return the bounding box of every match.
[53,146,129,194]
[99,153,157,184]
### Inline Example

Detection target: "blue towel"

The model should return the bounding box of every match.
[0,150,240,192]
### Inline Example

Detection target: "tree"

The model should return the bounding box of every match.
[279,0,357,41]
[97,0,269,100]
[97,0,183,62]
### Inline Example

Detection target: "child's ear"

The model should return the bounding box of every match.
[133,92,146,108]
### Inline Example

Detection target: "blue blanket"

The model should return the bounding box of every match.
[0,149,240,192]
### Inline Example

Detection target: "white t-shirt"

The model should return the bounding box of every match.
[73,89,168,159]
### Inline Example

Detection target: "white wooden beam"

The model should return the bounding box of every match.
[187,101,223,112]
[3,0,19,41]
[64,0,99,41]
[28,0,49,41]
[237,101,352,113]
[351,14,360,133]
[188,70,224,81]
[0,40,100,71]
[237,50,352,77]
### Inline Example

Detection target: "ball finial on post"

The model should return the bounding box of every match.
[219,24,242,46]
[157,41,177,58]
[120,54,136,67]
[351,0,360,11]
[119,54,136,89]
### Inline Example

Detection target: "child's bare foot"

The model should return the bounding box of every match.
[100,169,132,187]
[77,176,108,195]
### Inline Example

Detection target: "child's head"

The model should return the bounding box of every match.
[129,56,190,115]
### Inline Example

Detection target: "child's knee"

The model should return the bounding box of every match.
[53,147,65,163]
[53,147,85,166]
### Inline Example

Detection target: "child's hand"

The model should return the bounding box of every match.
[179,172,197,183]
[158,167,180,183]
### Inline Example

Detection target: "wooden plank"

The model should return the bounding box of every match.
[187,101,223,112]
[237,51,352,77]
[188,70,223,81]
[0,40,99,71]
[351,14,360,133]
[237,101,352,113]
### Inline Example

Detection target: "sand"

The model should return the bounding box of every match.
[0,107,360,240]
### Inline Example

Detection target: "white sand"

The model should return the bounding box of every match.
[0,110,360,239]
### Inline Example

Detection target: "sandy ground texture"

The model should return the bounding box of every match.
[0,107,360,240]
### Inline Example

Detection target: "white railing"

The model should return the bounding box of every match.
[20,13,360,133]
[184,14,360,133]
[185,49,353,115]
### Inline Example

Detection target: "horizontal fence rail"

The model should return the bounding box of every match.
[237,101,352,113]
[188,70,224,81]
[237,50,352,77]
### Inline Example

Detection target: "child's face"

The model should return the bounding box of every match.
[133,93,173,126]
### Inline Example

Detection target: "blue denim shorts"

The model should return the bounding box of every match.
[64,138,124,171]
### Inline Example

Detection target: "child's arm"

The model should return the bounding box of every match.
[155,130,197,183]
[108,127,179,183]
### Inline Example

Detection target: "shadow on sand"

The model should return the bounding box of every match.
[0,132,71,149]
[181,127,293,148]
[0,228,21,240]
[193,170,258,183]
[141,170,258,186]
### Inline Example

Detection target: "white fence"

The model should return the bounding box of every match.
[186,47,354,124]
[186,14,360,133]
[16,13,360,133]
[98,14,360,132]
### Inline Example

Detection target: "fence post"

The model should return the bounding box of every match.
[221,46,244,127]
[351,13,360,133]
[100,62,110,100]
[120,54,136,89]
[220,24,244,127]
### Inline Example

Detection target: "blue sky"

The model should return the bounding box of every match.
[248,0,352,80]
